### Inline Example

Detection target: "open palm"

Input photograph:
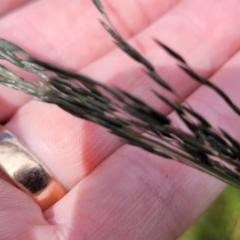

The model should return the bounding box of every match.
[1,0,240,239]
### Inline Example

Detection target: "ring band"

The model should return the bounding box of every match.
[0,125,66,211]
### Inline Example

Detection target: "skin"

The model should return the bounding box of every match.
[0,0,29,15]
[0,0,240,239]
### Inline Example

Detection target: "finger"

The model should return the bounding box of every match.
[0,179,57,239]
[0,86,30,122]
[45,150,223,239]
[45,35,240,240]
[0,0,36,122]
[0,0,31,16]
[6,0,240,190]
[0,0,180,70]
[0,0,180,121]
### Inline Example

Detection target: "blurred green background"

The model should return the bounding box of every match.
[178,186,240,240]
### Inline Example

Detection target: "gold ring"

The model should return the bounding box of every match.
[0,125,66,211]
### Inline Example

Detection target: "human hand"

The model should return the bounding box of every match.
[0,0,240,239]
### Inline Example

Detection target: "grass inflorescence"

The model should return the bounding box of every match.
[0,0,239,188]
